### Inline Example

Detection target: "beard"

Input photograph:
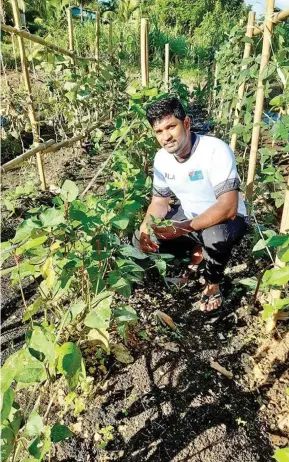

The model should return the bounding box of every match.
[164,134,187,156]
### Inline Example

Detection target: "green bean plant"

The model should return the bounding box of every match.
[206,21,289,328]
[0,85,174,461]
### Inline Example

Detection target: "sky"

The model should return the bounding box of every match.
[244,0,289,18]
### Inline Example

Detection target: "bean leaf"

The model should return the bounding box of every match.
[51,424,73,443]
[60,180,79,202]
[57,342,82,391]
[25,411,44,438]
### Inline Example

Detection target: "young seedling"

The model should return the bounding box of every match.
[146,215,173,239]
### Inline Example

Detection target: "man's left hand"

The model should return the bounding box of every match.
[151,220,192,240]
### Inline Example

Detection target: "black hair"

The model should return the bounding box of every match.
[146,97,186,127]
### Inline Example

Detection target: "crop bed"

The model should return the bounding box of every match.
[1,138,288,462]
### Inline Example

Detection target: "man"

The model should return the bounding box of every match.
[133,97,247,313]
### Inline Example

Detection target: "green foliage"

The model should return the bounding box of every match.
[253,233,289,319]
[2,181,40,217]
[50,424,73,443]
[0,83,165,459]
[273,447,289,462]
[3,49,126,143]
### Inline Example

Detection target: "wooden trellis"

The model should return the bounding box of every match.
[1,11,157,184]
[0,2,130,188]
[140,18,149,86]
[225,0,289,330]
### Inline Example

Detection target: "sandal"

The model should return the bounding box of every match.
[200,290,223,313]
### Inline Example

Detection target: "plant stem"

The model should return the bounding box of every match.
[15,257,28,310]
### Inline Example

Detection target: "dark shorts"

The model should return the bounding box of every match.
[133,204,248,284]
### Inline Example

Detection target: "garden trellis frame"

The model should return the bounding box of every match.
[229,2,289,183]
[225,0,289,328]
[0,1,103,188]
[1,11,161,186]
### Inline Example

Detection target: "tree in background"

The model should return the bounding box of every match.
[192,0,249,63]
[152,0,247,35]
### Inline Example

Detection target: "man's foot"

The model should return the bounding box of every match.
[200,284,223,312]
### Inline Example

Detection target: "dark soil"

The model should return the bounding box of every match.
[48,237,289,462]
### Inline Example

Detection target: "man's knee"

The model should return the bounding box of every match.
[202,217,247,251]
[202,224,229,251]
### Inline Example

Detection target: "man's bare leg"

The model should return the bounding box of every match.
[182,244,203,282]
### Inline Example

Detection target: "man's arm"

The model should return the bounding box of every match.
[152,191,238,239]
[189,190,238,231]
[139,196,170,252]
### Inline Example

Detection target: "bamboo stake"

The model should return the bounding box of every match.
[266,176,289,332]
[230,11,255,153]
[1,123,100,172]
[119,30,123,65]
[11,0,46,190]
[43,125,99,154]
[0,0,6,23]
[1,140,55,172]
[95,8,100,69]
[246,0,275,200]
[165,43,169,91]
[213,61,218,105]
[217,90,225,121]
[0,23,97,62]
[108,21,113,59]
[67,8,75,66]
[253,8,289,35]
[140,18,149,86]
[12,34,18,71]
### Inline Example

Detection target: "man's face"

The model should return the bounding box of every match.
[153,114,190,155]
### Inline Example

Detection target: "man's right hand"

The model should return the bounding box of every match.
[139,231,159,253]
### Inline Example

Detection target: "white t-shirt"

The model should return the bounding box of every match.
[153,134,247,219]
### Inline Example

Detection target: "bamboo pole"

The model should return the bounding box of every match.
[43,125,99,154]
[230,11,255,153]
[0,23,97,62]
[119,30,123,65]
[95,8,100,68]
[12,34,18,72]
[0,0,6,23]
[108,21,113,59]
[1,140,55,172]
[266,175,289,332]
[1,123,100,172]
[11,0,46,190]
[213,61,218,105]
[67,8,75,66]
[165,43,169,91]
[246,0,275,200]
[140,18,149,86]
[253,8,289,35]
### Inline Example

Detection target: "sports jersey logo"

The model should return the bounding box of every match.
[189,170,203,181]
[165,172,175,180]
